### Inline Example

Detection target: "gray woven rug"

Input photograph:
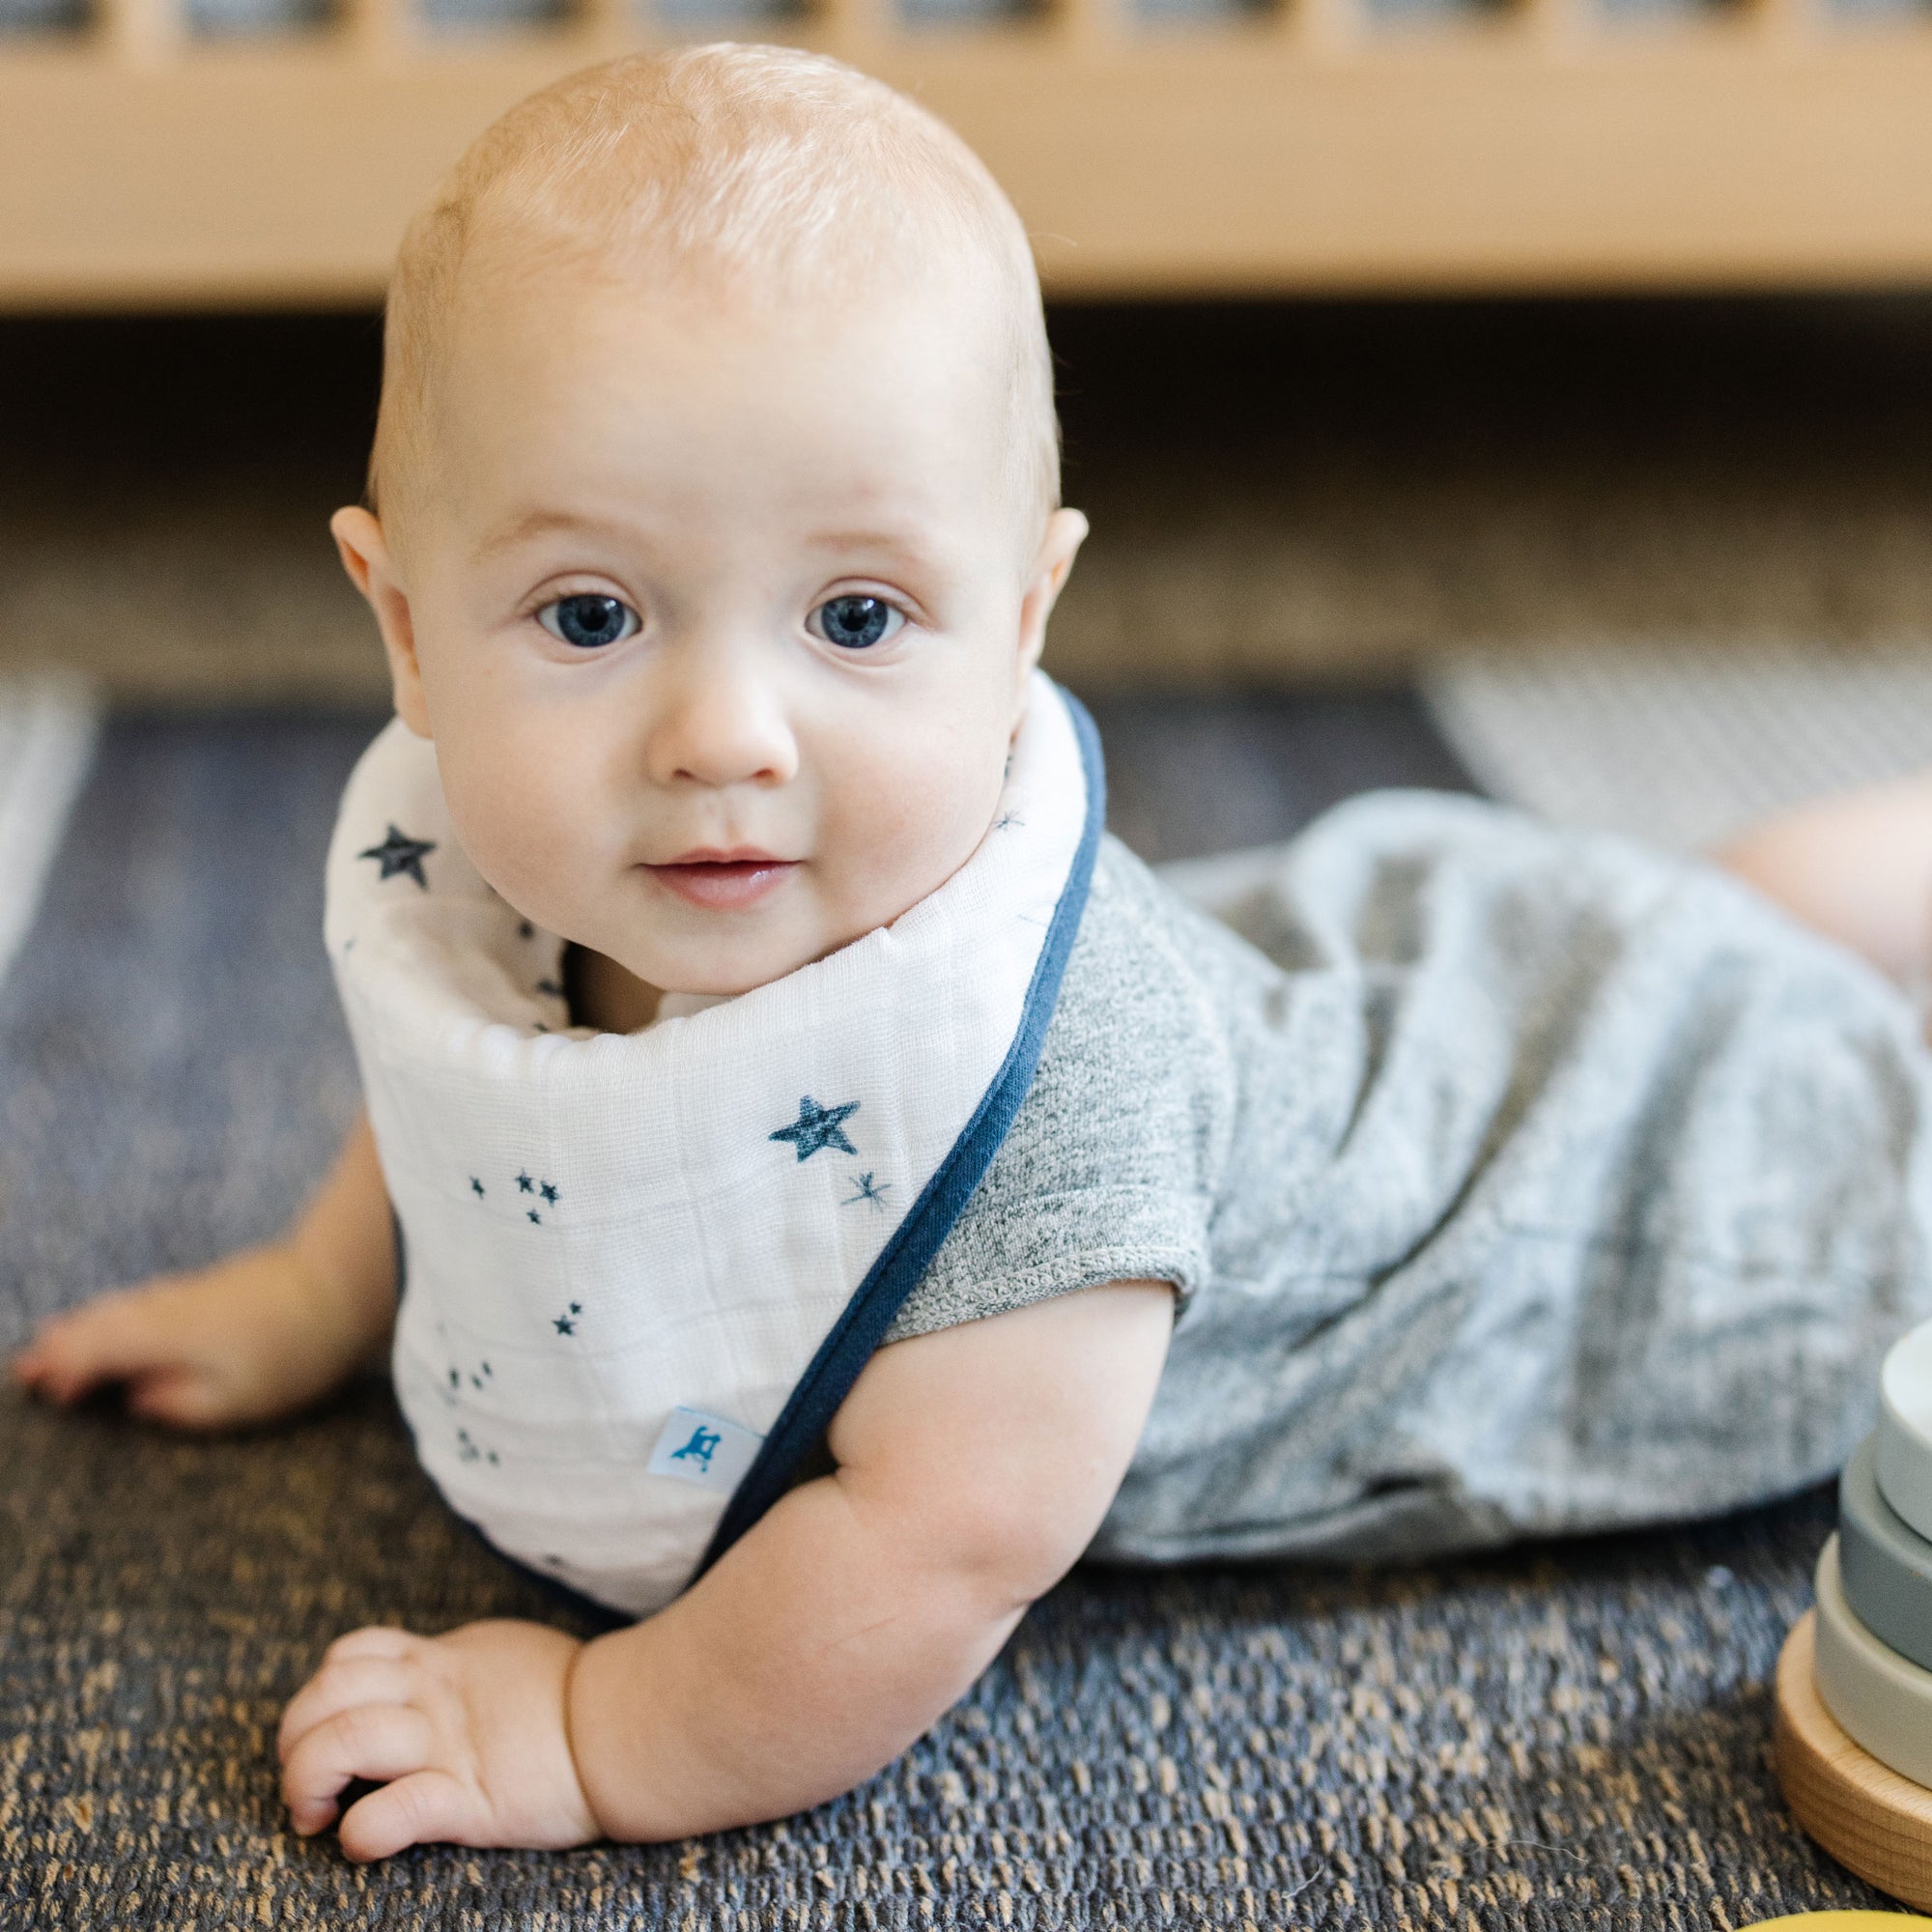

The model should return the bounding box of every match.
[1424,640,1932,853]
[0,701,1888,1928]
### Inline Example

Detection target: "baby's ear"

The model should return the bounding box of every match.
[1016,508,1090,682]
[331,507,432,740]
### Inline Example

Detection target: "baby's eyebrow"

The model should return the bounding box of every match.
[471,508,617,564]
[804,528,945,574]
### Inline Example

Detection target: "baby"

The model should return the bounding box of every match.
[14,41,1932,1863]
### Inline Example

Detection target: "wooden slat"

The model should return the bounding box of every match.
[337,0,410,58]
[95,0,181,65]
[1050,0,1125,55]
[574,0,640,57]
[11,22,1932,304]
[1749,0,1826,50]
[1518,0,1596,58]
[813,0,894,56]
[1283,0,1365,61]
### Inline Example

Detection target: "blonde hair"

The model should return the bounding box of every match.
[371,43,1060,559]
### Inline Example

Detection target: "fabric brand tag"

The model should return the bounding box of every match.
[647,1406,764,1495]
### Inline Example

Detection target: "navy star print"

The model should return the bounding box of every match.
[770,1095,861,1162]
[540,1181,559,1206]
[517,1173,534,1194]
[554,1301,582,1336]
[527,1208,542,1226]
[843,1172,892,1211]
[358,824,437,890]
[470,1177,485,1199]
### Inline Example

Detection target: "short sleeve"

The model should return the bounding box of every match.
[883,837,1235,1345]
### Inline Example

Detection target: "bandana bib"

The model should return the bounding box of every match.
[324,674,1103,1616]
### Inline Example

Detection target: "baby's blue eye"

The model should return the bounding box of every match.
[538,594,639,650]
[811,595,903,651]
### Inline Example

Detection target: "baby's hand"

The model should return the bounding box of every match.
[278,1620,598,1860]
[12,1242,377,1431]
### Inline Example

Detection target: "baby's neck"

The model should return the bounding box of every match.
[564,944,665,1035]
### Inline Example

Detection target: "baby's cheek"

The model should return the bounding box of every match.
[834,738,1004,911]
[442,761,592,928]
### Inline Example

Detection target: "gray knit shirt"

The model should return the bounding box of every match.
[891,792,1932,1566]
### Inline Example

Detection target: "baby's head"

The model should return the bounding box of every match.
[333,44,1086,1004]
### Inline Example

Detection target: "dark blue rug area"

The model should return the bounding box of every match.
[0,699,1878,1928]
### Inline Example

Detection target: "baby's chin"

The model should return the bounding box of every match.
[630,926,867,1001]
[611,885,941,1001]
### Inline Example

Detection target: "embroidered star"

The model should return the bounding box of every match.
[553,1302,582,1336]
[469,1177,485,1199]
[540,1181,559,1206]
[769,1094,860,1162]
[358,824,437,890]
[517,1172,535,1194]
[843,1172,892,1211]
[527,1208,542,1226]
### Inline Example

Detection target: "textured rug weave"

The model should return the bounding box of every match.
[0,702,1891,1929]
[1423,641,1932,852]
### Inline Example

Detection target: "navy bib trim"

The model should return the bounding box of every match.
[693,691,1108,1581]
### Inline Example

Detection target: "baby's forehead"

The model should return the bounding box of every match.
[384,189,1053,556]
[434,237,1030,505]
[444,232,1028,458]
[450,195,1011,351]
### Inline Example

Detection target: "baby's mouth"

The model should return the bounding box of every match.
[642,850,799,911]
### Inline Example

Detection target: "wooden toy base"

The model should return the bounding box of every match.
[1777,1611,1932,1910]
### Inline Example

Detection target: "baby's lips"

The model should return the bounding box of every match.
[642,856,799,912]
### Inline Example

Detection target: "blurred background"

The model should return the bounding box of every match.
[13,295,1932,703]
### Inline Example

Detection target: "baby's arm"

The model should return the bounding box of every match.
[12,1111,396,1429]
[276,1277,1175,1856]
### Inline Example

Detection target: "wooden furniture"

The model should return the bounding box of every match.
[7,0,1932,309]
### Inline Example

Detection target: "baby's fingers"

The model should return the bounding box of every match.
[121,1365,239,1431]
[339,1768,476,1862]
[277,1650,416,1759]
[13,1295,172,1404]
[280,1702,435,1836]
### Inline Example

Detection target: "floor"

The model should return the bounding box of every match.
[0,699,1882,1928]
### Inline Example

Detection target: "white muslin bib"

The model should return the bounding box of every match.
[324,673,1095,1616]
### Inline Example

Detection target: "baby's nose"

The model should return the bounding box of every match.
[644,647,799,790]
